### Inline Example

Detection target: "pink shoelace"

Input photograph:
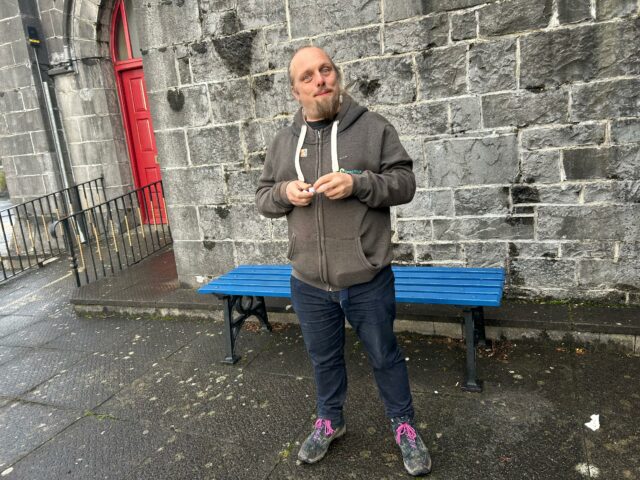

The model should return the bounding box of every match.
[313,418,335,439]
[395,422,417,448]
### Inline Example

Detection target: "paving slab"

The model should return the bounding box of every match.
[22,352,160,411]
[0,401,82,471]
[1,416,169,480]
[41,317,141,353]
[125,430,279,480]
[0,314,42,339]
[0,319,70,348]
[0,349,88,397]
[0,345,31,367]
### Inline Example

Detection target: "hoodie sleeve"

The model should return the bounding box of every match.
[255,142,294,219]
[350,123,416,208]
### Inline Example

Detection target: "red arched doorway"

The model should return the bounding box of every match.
[110,0,165,224]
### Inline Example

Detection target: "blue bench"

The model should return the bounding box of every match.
[198,265,505,392]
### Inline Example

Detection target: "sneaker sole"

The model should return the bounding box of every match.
[404,457,432,476]
[297,425,346,464]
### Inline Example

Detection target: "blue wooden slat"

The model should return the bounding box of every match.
[199,264,505,307]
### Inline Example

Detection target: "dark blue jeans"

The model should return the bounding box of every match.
[291,266,414,425]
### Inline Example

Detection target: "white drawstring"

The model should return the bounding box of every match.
[294,124,307,182]
[330,120,339,173]
[294,120,340,182]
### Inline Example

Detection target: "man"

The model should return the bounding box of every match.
[255,46,431,476]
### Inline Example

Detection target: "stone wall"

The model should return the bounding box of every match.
[135,0,639,303]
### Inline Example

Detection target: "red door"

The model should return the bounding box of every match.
[119,68,166,224]
[111,0,165,225]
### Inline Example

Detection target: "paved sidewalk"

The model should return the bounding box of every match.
[0,255,639,479]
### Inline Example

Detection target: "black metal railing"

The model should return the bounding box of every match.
[54,180,172,287]
[0,177,106,283]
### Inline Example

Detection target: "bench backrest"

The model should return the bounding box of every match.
[198,265,505,307]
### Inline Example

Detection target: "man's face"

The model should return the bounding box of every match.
[290,47,341,121]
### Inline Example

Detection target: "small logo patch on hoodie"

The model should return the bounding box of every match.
[339,168,363,174]
[300,148,308,158]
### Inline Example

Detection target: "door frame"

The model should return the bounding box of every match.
[110,0,150,193]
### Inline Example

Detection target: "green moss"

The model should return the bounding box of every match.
[0,170,6,194]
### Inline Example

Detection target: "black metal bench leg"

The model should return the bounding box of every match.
[473,307,491,349]
[462,308,483,393]
[253,296,272,332]
[222,295,241,365]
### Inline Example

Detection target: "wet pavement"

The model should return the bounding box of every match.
[0,255,639,479]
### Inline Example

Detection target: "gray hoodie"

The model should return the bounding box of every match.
[256,94,416,290]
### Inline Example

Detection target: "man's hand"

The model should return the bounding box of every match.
[313,172,354,200]
[286,180,314,206]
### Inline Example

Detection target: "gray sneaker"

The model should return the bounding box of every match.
[298,418,346,464]
[391,416,432,476]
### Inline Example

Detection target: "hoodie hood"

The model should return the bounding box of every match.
[291,93,368,182]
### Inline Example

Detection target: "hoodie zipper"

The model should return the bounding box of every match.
[316,129,329,287]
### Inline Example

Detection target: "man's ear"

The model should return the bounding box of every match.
[291,86,299,100]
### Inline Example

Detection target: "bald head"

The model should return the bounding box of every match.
[288,46,341,86]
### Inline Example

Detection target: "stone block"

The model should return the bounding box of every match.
[464,242,508,267]
[70,140,120,167]
[199,203,271,242]
[611,119,640,145]
[235,240,289,264]
[20,86,40,110]
[451,10,477,41]
[509,258,577,288]
[401,139,426,187]
[173,240,235,278]
[374,102,448,137]
[252,72,299,118]
[140,47,178,93]
[482,89,568,128]
[433,216,534,241]
[454,186,510,215]
[425,135,519,187]
[0,43,14,69]
[271,217,288,240]
[5,109,45,134]
[521,21,640,89]
[0,90,24,113]
[138,1,201,50]
[289,0,380,38]
[558,0,592,24]
[165,205,200,242]
[201,9,241,37]
[415,242,462,262]
[563,145,640,181]
[344,57,415,106]
[384,0,496,20]
[582,180,640,204]
[417,45,468,100]
[265,38,310,71]
[76,115,114,142]
[521,123,605,150]
[13,154,50,176]
[561,241,614,259]
[155,130,188,169]
[241,120,266,153]
[16,175,46,196]
[314,27,381,63]
[187,125,243,166]
[209,78,254,124]
[479,0,553,36]
[236,0,286,29]
[521,150,561,184]
[508,241,559,258]
[0,17,23,45]
[469,39,517,94]
[225,168,262,202]
[30,129,49,154]
[537,205,640,241]
[572,78,640,121]
[392,242,415,263]
[0,133,33,156]
[190,31,267,83]
[578,258,639,289]
[596,0,637,19]
[397,189,453,218]
[536,184,582,204]
[149,85,210,130]
[396,219,432,241]
[162,166,225,206]
[450,97,481,133]
[384,14,448,54]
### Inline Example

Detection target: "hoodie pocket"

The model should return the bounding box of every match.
[325,237,380,288]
